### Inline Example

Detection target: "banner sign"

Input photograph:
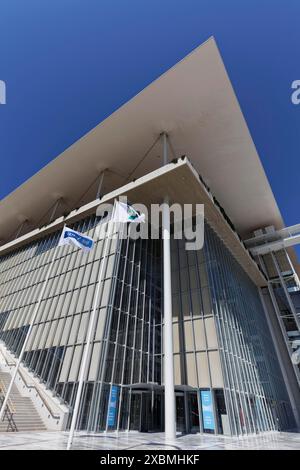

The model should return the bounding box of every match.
[59,226,94,252]
[107,385,120,428]
[200,390,215,431]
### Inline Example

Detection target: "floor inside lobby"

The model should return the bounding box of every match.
[0,430,299,450]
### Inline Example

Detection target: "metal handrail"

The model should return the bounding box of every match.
[0,379,16,415]
[0,380,17,431]
[0,349,61,420]
[16,368,61,420]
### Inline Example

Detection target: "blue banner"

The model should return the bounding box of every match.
[107,385,119,428]
[64,230,94,249]
[58,226,94,252]
[200,390,215,431]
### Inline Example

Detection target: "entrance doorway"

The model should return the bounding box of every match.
[129,391,162,432]
[128,389,210,435]
[188,392,200,432]
[176,394,185,432]
[130,393,142,431]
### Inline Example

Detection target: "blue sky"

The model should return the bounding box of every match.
[0,1,299,240]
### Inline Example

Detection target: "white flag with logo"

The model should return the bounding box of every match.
[112,202,145,224]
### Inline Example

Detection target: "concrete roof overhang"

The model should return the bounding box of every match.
[0,37,289,267]
[0,158,267,287]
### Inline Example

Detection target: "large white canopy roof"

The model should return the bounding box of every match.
[0,37,284,246]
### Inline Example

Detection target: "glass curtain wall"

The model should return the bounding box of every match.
[0,213,294,434]
[96,233,163,432]
[0,216,163,432]
[171,221,294,435]
[0,214,121,429]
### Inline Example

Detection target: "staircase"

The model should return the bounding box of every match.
[0,371,46,432]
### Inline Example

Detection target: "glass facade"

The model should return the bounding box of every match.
[204,223,294,433]
[171,222,294,434]
[0,212,295,435]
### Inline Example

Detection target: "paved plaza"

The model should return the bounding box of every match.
[0,430,299,450]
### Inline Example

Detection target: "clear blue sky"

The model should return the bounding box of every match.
[0,1,299,243]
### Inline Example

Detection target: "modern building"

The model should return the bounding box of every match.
[0,38,299,437]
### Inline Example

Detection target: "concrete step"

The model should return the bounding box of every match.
[3,417,44,423]
[0,370,46,432]
[0,425,45,431]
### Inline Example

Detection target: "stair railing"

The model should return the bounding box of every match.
[0,348,61,421]
[16,368,61,420]
[0,379,17,432]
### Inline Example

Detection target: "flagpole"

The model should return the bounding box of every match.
[0,231,61,424]
[162,196,176,441]
[67,201,116,450]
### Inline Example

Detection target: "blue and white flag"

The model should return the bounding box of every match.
[58,226,94,252]
[112,202,145,224]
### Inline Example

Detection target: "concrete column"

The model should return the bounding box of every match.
[50,198,61,223]
[96,171,105,199]
[162,132,168,166]
[14,220,27,240]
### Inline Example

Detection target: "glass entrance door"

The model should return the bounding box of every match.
[130,393,142,430]
[140,392,151,432]
[188,392,200,432]
[129,391,163,432]
[176,394,186,432]
[152,393,162,431]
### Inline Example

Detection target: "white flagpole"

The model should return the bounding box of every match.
[162,196,176,441]
[0,231,61,424]
[67,201,116,450]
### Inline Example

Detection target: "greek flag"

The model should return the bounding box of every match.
[58,226,94,252]
[112,202,145,224]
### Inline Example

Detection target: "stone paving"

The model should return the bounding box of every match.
[0,430,299,450]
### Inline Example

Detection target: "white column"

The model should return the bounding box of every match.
[162,132,168,166]
[50,198,61,223]
[15,220,27,240]
[96,171,105,200]
[162,196,176,440]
